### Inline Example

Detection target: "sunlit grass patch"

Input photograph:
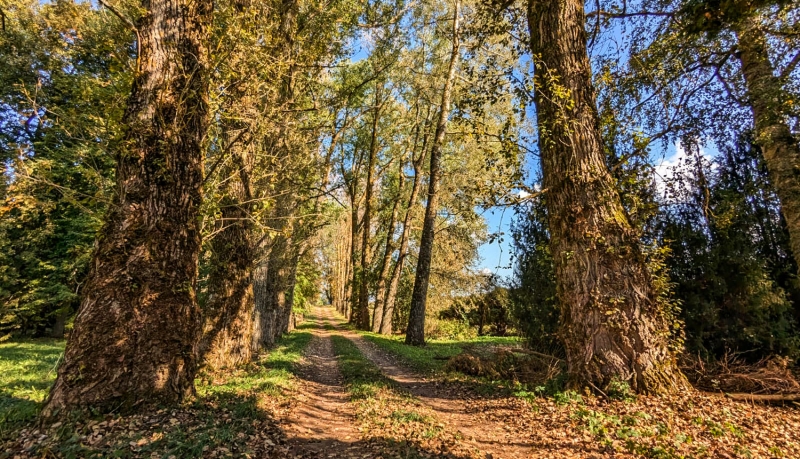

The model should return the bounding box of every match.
[0,338,65,433]
[361,332,522,375]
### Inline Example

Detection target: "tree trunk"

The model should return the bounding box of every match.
[406,0,460,346]
[50,308,68,339]
[198,151,255,371]
[372,186,402,332]
[276,251,300,336]
[526,0,686,393]
[253,233,291,348]
[42,0,211,417]
[735,16,800,275]
[252,262,276,349]
[379,109,431,335]
[349,205,361,322]
[354,86,382,330]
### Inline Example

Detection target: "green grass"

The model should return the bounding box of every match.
[197,329,312,401]
[0,328,314,456]
[330,335,391,399]
[0,338,65,432]
[361,333,522,375]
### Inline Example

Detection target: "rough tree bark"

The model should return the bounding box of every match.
[42,0,211,416]
[526,0,686,393]
[736,16,800,275]
[198,150,255,371]
[253,230,292,348]
[406,0,460,345]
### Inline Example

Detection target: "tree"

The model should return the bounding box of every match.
[525,0,687,393]
[0,0,125,339]
[734,14,800,276]
[405,0,461,345]
[42,0,212,415]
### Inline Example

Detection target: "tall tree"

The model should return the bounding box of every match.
[525,0,686,393]
[734,14,800,275]
[42,0,212,415]
[405,0,461,345]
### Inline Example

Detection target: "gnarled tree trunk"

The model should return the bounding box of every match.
[526,0,686,393]
[42,0,211,416]
[736,16,800,275]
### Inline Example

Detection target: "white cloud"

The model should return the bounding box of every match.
[653,142,716,199]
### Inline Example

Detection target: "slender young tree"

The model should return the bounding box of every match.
[525,0,687,393]
[405,0,461,345]
[354,84,383,329]
[42,0,212,416]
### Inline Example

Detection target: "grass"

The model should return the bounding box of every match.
[330,335,391,400]
[1,329,313,457]
[361,332,522,375]
[0,338,65,433]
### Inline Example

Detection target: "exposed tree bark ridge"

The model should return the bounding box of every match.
[199,150,255,371]
[736,16,800,275]
[405,0,461,345]
[42,0,212,416]
[526,0,686,393]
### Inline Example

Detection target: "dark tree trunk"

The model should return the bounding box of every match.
[42,0,211,416]
[736,16,800,275]
[198,151,255,371]
[526,0,686,394]
[406,0,460,346]
[50,309,68,339]
[252,262,276,349]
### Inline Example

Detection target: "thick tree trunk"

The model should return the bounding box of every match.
[253,233,291,348]
[198,152,255,371]
[42,0,211,416]
[252,262,276,349]
[526,0,686,393]
[276,251,300,336]
[736,16,800,275]
[406,0,460,345]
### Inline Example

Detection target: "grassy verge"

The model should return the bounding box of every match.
[2,330,312,458]
[0,338,65,434]
[361,332,522,375]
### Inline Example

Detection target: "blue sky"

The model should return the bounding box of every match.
[476,207,515,280]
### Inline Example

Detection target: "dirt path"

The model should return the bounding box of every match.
[316,306,535,459]
[278,311,367,458]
